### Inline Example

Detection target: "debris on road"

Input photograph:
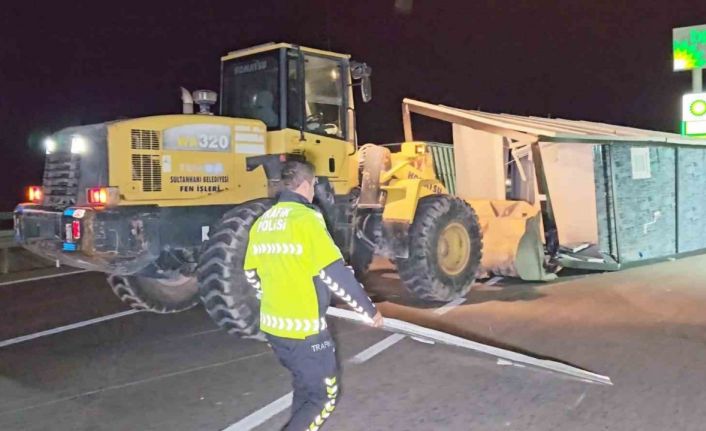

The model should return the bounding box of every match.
[327,306,613,386]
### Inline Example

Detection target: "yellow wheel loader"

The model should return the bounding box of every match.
[15,43,488,337]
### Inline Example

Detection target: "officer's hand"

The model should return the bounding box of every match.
[371,311,384,328]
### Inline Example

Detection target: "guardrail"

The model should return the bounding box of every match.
[1,212,15,274]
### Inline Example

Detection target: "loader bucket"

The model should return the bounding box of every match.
[467,200,557,281]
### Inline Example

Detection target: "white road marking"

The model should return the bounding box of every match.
[349,297,466,364]
[571,391,587,409]
[0,351,271,417]
[0,309,140,348]
[349,333,407,364]
[0,269,90,287]
[222,392,293,431]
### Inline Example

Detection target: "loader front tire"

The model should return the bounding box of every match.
[107,274,200,313]
[197,199,274,339]
[396,195,482,301]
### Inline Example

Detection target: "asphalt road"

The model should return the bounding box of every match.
[2,256,706,430]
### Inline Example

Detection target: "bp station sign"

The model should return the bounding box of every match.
[682,92,706,136]
[674,25,706,71]
[675,24,706,137]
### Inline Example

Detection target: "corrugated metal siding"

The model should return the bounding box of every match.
[428,143,457,195]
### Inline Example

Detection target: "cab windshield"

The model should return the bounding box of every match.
[220,48,347,138]
[221,51,281,129]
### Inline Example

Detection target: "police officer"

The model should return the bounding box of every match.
[244,160,383,431]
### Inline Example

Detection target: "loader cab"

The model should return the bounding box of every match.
[219,43,371,187]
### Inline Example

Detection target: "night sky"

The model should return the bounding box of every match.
[1,0,703,210]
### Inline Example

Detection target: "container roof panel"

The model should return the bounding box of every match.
[403,98,706,147]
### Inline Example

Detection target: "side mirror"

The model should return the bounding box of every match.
[361,75,372,103]
[351,62,373,103]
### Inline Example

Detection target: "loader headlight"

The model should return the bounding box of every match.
[71,136,87,154]
[44,137,57,155]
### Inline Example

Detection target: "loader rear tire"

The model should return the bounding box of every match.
[107,274,200,313]
[197,199,274,339]
[396,195,482,301]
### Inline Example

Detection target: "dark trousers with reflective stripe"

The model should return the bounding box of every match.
[266,331,339,431]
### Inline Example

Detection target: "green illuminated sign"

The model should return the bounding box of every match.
[673,25,706,71]
[682,93,706,137]
[690,100,706,116]
[682,93,706,121]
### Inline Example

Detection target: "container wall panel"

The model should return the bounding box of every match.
[593,145,614,257]
[676,147,706,253]
[610,145,676,262]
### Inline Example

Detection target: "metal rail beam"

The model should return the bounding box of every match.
[327,307,612,386]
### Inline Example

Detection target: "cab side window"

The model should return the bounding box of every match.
[288,54,346,139]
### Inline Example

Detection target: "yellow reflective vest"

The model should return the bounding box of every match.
[244,199,342,339]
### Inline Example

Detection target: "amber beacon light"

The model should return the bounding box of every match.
[27,186,43,203]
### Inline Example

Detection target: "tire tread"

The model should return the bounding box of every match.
[197,199,273,338]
